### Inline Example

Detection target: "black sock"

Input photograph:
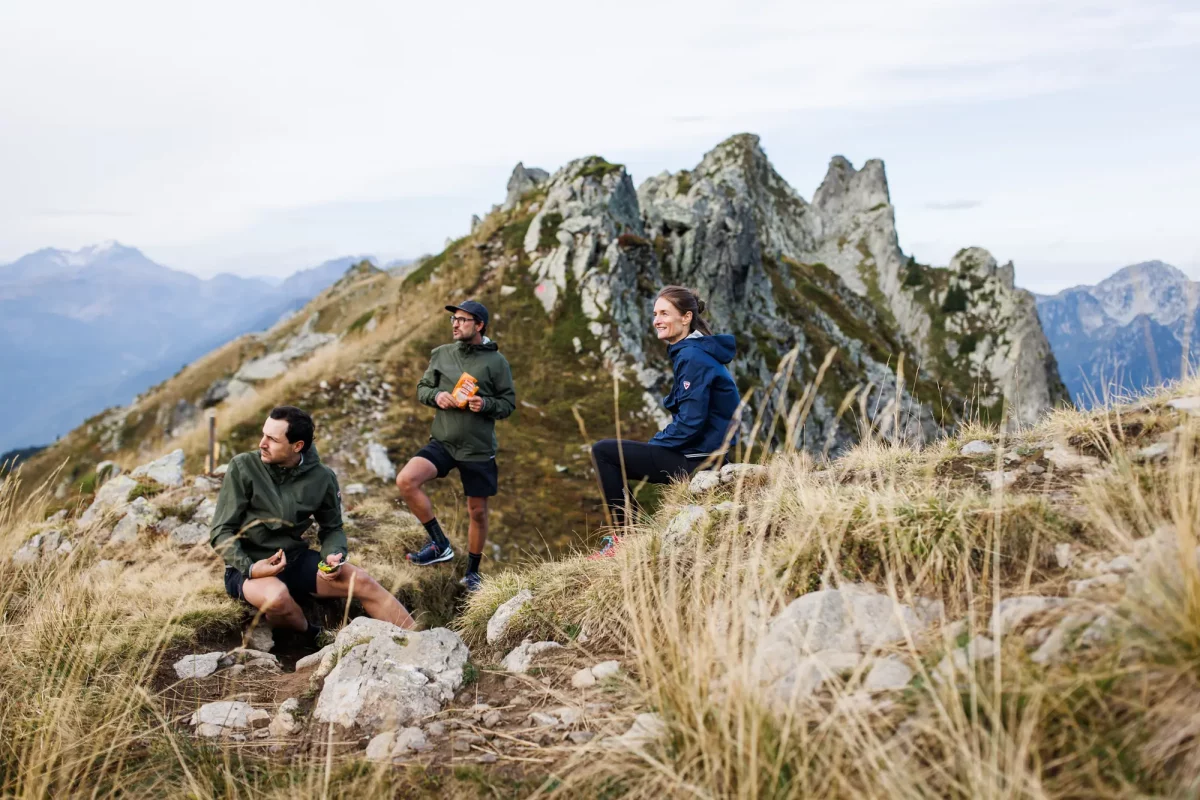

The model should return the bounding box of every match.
[467,551,481,574]
[305,622,321,641]
[423,517,450,550]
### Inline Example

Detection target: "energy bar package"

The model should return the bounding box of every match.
[451,372,478,408]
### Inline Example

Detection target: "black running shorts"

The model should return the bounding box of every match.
[415,439,499,498]
[223,548,322,602]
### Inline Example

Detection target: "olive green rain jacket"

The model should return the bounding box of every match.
[416,338,516,461]
[208,447,347,579]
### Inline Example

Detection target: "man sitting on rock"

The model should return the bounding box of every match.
[210,406,415,645]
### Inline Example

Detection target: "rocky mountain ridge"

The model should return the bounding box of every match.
[19,134,1066,556]
[1036,260,1200,405]
[521,134,1066,446]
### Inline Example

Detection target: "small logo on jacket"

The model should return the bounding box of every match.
[682,381,691,390]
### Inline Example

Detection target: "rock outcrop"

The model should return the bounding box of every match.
[750,584,939,700]
[512,134,1064,454]
[130,449,186,487]
[235,314,336,383]
[313,618,469,736]
[639,135,1067,436]
[502,162,550,211]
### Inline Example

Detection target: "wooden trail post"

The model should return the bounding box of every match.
[205,412,217,475]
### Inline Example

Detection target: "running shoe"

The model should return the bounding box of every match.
[406,540,455,566]
[459,571,483,592]
[587,535,623,560]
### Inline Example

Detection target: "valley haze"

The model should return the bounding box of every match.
[0,243,395,453]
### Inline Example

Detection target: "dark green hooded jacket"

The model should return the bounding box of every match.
[416,338,516,461]
[209,446,347,579]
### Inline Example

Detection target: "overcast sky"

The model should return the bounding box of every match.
[1,0,1196,294]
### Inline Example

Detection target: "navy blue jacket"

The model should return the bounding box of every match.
[649,333,740,455]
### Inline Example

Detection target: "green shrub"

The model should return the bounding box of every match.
[904,257,924,287]
[127,482,163,502]
[538,212,564,250]
[346,310,375,335]
[402,249,450,288]
[578,157,623,180]
[501,218,532,251]
[677,170,692,195]
[941,284,968,313]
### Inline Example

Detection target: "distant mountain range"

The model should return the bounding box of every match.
[1036,261,1200,406]
[0,242,374,452]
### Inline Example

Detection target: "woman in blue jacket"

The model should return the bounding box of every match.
[591,285,740,538]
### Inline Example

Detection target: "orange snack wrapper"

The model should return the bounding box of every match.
[451,372,478,408]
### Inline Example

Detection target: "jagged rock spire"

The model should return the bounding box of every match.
[502,162,550,211]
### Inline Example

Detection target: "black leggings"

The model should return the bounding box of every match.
[592,439,704,526]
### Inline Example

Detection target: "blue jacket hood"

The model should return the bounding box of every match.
[668,333,737,365]
[651,333,740,455]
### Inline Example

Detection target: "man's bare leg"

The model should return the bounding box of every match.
[241,577,308,632]
[467,496,488,557]
[396,457,439,523]
[315,565,416,629]
[396,456,454,562]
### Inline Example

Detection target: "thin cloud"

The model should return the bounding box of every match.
[924,200,982,211]
[32,209,135,218]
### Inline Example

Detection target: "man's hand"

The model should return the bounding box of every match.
[435,391,457,410]
[317,552,346,583]
[249,549,286,579]
[467,395,486,413]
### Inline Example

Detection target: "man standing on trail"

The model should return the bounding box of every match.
[210,406,415,646]
[396,300,516,592]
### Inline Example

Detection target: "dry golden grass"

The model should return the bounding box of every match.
[0,462,521,797]
[8,204,1200,796]
[6,371,1200,797]
[454,380,1200,799]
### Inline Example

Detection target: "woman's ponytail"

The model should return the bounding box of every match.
[657,285,713,335]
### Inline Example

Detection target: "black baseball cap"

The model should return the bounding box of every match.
[445,299,489,328]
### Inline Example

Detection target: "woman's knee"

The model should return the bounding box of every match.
[592,439,618,464]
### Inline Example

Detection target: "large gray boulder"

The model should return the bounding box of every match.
[174,652,224,679]
[203,377,256,407]
[663,505,710,550]
[235,353,288,381]
[190,701,270,738]
[190,497,217,527]
[109,497,161,545]
[313,618,469,735]
[234,315,336,383]
[751,584,939,701]
[280,314,337,360]
[12,529,72,565]
[756,584,933,657]
[131,449,186,487]
[79,474,139,526]
[501,640,562,674]
[486,589,532,644]
[168,522,208,546]
[365,443,396,482]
